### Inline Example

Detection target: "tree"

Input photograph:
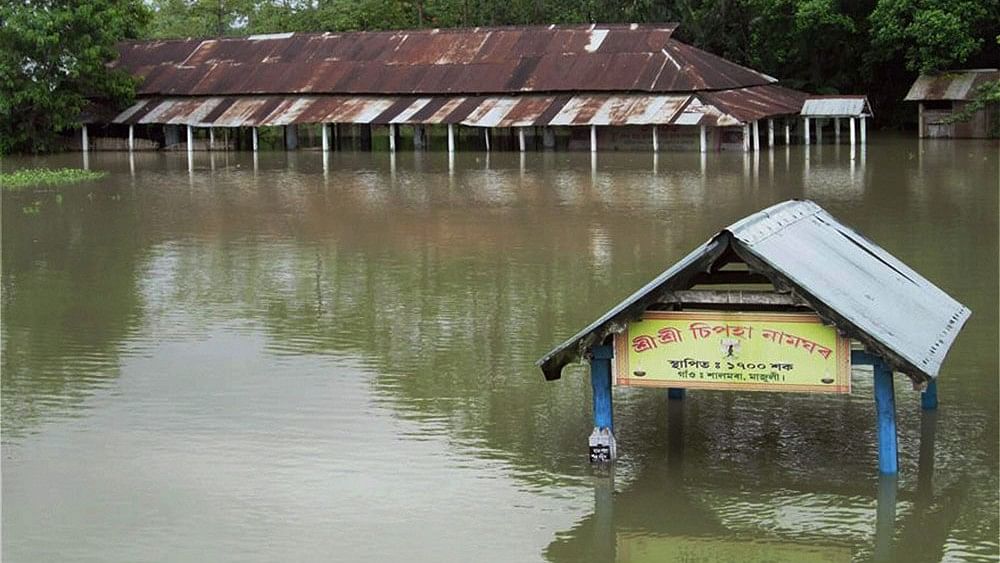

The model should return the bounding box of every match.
[869,0,999,74]
[146,0,245,38]
[0,0,150,154]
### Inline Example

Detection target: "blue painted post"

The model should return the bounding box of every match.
[921,379,938,410]
[874,474,897,561]
[873,359,898,475]
[667,388,686,400]
[589,345,616,462]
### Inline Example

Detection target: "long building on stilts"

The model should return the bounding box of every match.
[90,24,813,153]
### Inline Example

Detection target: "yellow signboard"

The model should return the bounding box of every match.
[614,311,850,393]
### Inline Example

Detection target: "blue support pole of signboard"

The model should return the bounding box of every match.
[591,345,614,430]
[667,388,686,400]
[589,345,617,463]
[873,358,898,475]
[921,379,938,410]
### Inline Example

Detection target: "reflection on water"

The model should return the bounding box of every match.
[2,137,997,561]
[547,398,982,562]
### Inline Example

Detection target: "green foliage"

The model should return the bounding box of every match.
[940,79,1000,125]
[745,0,857,91]
[0,0,150,154]
[869,0,998,74]
[147,0,244,38]
[1,168,108,190]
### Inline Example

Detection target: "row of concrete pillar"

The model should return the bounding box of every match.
[80,118,870,154]
[802,116,868,146]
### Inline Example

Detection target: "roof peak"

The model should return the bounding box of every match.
[122,23,681,44]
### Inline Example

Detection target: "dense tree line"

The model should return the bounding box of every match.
[2,0,997,153]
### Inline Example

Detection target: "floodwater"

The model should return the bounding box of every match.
[2,136,997,562]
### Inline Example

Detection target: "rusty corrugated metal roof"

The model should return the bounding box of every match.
[113,24,779,97]
[111,93,774,127]
[905,69,999,101]
[699,85,809,123]
[536,200,970,384]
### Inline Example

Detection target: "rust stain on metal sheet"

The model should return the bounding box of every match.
[112,23,792,98]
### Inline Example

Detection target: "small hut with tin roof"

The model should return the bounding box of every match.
[536,200,970,474]
[905,69,999,138]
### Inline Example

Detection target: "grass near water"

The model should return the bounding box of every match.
[1,168,107,190]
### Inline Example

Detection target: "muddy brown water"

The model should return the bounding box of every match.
[2,136,997,562]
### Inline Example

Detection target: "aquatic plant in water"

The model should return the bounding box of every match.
[0,168,107,190]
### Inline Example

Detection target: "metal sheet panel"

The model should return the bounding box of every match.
[700,85,809,123]
[801,97,870,117]
[389,98,434,123]
[904,69,999,101]
[113,92,799,128]
[203,97,271,127]
[461,97,520,127]
[112,99,151,124]
[536,200,971,382]
[728,201,970,380]
[111,24,791,97]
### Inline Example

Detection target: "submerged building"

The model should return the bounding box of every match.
[905,69,998,139]
[93,24,811,152]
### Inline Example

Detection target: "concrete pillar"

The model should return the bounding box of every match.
[652,126,659,152]
[861,117,867,144]
[208,127,215,151]
[128,125,134,151]
[699,125,707,153]
[322,123,330,152]
[743,124,751,152]
[414,126,426,150]
[784,120,790,145]
[850,117,857,147]
[164,124,179,146]
[186,125,193,154]
[918,104,925,138]
[590,125,597,153]
[448,124,456,153]
[484,128,490,152]
[752,120,760,151]
[543,127,555,149]
[518,127,525,152]
[835,117,841,142]
[252,127,259,152]
[364,124,373,151]
[284,125,298,150]
[803,118,810,144]
[767,119,774,147]
[81,125,89,152]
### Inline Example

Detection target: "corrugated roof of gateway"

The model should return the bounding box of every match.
[111,24,778,96]
[536,200,970,384]
[112,86,805,127]
[801,96,873,117]
[904,69,999,101]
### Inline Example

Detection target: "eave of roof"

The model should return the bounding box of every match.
[536,200,971,384]
[111,87,806,127]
